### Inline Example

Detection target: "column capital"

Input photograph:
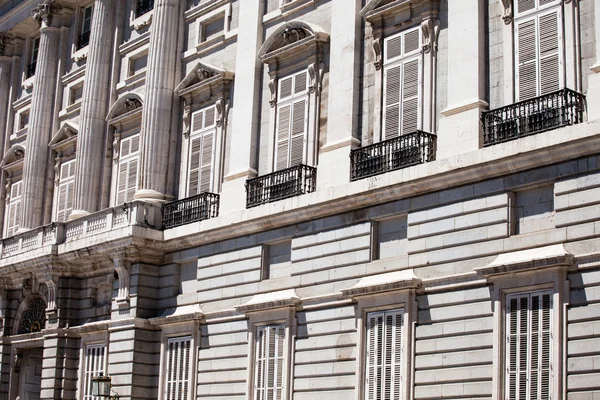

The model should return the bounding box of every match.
[31,0,62,27]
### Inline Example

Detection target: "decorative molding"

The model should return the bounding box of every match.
[4,176,10,204]
[113,257,130,306]
[258,20,329,63]
[42,276,58,317]
[341,270,421,297]
[106,93,144,121]
[421,17,440,54]
[372,37,382,70]
[175,61,234,99]
[73,50,88,63]
[500,0,512,25]
[49,121,78,151]
[235,289,301,314]
[215,97,230,128]
[182,105,191,138]
[133,14,153,31]
[54,156,61,187]
[268,77,277,108]
[112,133,121,164]
[32,0,62,26]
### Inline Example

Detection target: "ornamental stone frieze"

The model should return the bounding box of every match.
[31,0,62,26]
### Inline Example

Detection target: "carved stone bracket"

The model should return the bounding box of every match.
[421,17,440,54]
[182,105,191,139]
[500,0,513,25]
[133,14,153,31]
[114,257,130,306]
[32,0,62,27]
[308,61,325,95]
[73,51,88,63]
[215,97,230,128]
[4,176,11,204]
[268,77,277,108]
[54,156,61,187]
[42,277,58,318]
[372,36,382,70]
[112,133,121,164]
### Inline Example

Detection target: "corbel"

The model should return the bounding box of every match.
[372,36,382,70]
[53,155,61,187]
[112,131,121,164]
[268,76,278,108]
[215,96,230,128]
[113,257,130,307]
[41,276,58,319]
[4,176,11,204]
[421,15,440,54]
[182,103,191,139]
[500,0,513,25]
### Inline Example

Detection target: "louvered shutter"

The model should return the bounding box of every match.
[199,132,213,192]
[538,10,560,95]
[116,135,139,205]
[187,106,215,196]
[255,325,285,400]
[517,0,535,14]
[5,181,22,237]
[165,336,191,400]
[275,72,308,170]
[188,137,201,196]
[276,104,292,170]
[402,58,420,134]
[516,18,538,101]
[126,158,138,202]
[366,309,404,400]
[83,344,106,400]
[384,65,401,139]
[56,160,76,222]
[506,291,552,400]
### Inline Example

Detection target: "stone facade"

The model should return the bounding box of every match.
[0,0,598,399]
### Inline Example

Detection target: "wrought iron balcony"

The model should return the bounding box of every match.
[136,0,154,17]
[246,164,317,208]
[482,88,586,147]
[77,31,91,50]
[350,131,437,181]
[26,62,36,78]
[162,192,219,230]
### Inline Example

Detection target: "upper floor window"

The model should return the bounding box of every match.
[55,159,76,222]
[382,28,421,139]
[275,71,308,171]
[4,179,22,237]
[254,324,286,400]
[187,105,216,196]
[27,37,40,78]
[77,4,93,50]
[136,0,154,18]
[514,0,562,100]
[116,134,139,205]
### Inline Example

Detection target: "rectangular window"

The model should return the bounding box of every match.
[116,134,139,205]
[70,85,84,105]
[365,309,404,400]
[505,290,553,400]
[255,324,286,400]
[200,16,224,42]
[19,110,29,130]
[78,5,93,50]
[82,344,106,400]
[515,4,562,101]
[27,37,40,78]
[4,180,22,237]
[187,106,216,196]
[382,28,421,139]
[129,54,148,77]
[56,159,76,222]
[164,336,191,400]
[275,71,308,171]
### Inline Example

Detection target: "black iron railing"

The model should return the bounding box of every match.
[162,192,219,230]
[26,62,36,78]
[77,31,91,50]
[350,131,437,181]
[136,0,154,17]
[246,164,317,208]
[482,88,586,147]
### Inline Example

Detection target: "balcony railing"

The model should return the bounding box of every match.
[77,31,91,50]
[481,88,586,147]
[350,131,437,181]
[26,62,36,78]
[246,164,317,208]
[136,0,154,17]
[162,192,220,230]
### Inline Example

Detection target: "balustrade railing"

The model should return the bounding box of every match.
[246,164,317,208]
[350,131,437,181]
[481,88,586,147]
[136,0,154,17]
[162,192,220,230]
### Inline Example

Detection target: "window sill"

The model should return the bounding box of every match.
[72,46,88,63]
[117,69,147,91]
[130,10,153,32]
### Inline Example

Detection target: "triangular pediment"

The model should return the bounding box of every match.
[49,121,79,149]
[175,62,233,97]
[1,144,25,169]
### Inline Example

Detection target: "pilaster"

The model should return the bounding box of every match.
[587,0,600,120]
[219,0,263,212]
[70,0,115,220]
[135,0,180,203]
[317,0,361,188]
[39,332,80,400]
[437,0,487,159]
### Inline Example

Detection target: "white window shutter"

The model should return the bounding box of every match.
[385,35,402,62]
[290,99,306,167]
[116,135,139,205]
[5,181,22,237]
[187,107,216,196]
[516,18,538,101]
[401,58,420,135]
[56,160,76,222]
[276,104,292,170]
[126,158,138,202]
[83,344,106,400]
[517,0,535,14]
[255,325,285,400]
[165,336,191,400]
[538,10,560,95]
[188,137,201,196]
[384,65,401,139]
[279,76,293,100]
[200,132,213,193]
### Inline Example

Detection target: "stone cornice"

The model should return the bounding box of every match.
[340,270,421,297]
[234,289,301,314]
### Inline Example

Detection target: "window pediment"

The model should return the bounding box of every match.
[258,21,329,64]
[0,144,25,171]
[175,62,233,100]
[49,121,78,152]
[360,0,439,23]
[107,93,144,125]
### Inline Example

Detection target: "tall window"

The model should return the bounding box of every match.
[82,344,106,400]
[254,325,286,400]
[187,106,216,196]
[164,336,191,400]
[275,71,308,171]
[56,159,76,222]
[4,180,21,237]
[78,5,93,50]
[382,28,421,139]
[514,0,562,100]
[505,290,553,400]
[365,309,404,400]
[116,134,139,205]
[27,37,40,78]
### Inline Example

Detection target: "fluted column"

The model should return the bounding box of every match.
[135,0,180,202]
[70,0,115,219]
[20,1,62,230]
[0,52,12,144]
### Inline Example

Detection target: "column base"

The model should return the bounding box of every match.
[134,189,166,203]
[68,209,91,221]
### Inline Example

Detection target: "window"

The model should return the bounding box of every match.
[27,37,40,78]
[4,180,21,237]
[78,5,93,50]
[164,336,192,400]
[136,0,154,18]
[129,53,148,77]
[82,344,106,400]
[200,16,224,43]
[254,325,286,400]
[263,241,292,280]
[56,159,76,222]
[70,85,84,105]
[275,71,308,171]
[373,216,407,260]
[382,28,421,139]
[19,110,29,130]
[512,186,554,235]
[187,106,216,196]
[116,134,139,204]
[505,290,553,400]
[514,0,562,100]
[365,309,404,400]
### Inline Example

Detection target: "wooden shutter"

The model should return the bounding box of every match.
[165,336,191,400]
[5,181,22,237]
[516,0,535,14]
[83,344,105,400]
[56,160,76,222]
[538,10,560,95]
[402,58,420,134]
[116,135,139,204]
[187,107,215,196]
[255,325,285,400]
[275,72,308,170]
[506,291,552,400]
[366,309,404,400]
[516,18,538,101]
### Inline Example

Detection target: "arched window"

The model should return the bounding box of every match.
[18,296,47,334]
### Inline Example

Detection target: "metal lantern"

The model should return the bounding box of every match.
[91,373,117,399]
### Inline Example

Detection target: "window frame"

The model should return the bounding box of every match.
[80,342,107,400]
[54,157,76,222]
[114,132,140,205]
[4,178,22,238]
[186,104,217,196]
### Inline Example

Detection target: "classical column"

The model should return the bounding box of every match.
[70,0,115,219]
[0,34,12,142]
[437,0,487,159]
[587,1,600,120]
[20,1,62,230]
[318,0,361,187]
[219,0,263,211]
[135,0,180,203]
